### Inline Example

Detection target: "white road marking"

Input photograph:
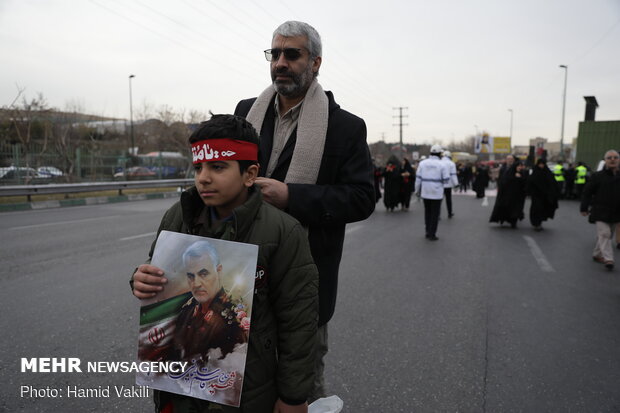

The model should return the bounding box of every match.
[523,235,555,272]
[9,215,121,230]
[119,232,157,241]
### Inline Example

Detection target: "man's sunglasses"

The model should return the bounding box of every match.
[264,48,304,62]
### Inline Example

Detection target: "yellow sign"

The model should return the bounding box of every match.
[493,137,511,154]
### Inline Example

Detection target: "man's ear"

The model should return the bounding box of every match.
[312,56,322,74]
[244,164,259,187]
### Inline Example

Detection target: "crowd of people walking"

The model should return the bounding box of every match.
[377,155,417,212]
[374,147,620,271]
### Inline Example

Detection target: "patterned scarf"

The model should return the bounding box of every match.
[245,79,328,184]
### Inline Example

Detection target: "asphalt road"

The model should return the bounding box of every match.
[0,191,619,412]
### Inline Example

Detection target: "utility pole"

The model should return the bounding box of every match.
[559,65,568,161]
[393,107,408,158]
[508,109,513,141]
[129,74,136,156]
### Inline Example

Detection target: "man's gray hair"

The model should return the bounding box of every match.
[182,240,220,268]
[273,21,322,59]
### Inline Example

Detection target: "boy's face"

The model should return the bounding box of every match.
[194,160,258,217]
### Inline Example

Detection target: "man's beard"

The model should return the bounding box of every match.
[271,63,314,98]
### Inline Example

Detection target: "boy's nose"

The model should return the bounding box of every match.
[197,169,211,183]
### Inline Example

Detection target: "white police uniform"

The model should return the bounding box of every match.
[415,155,449,199]
[441,154,459,188]
[440,151,459,217]
[415,146,450,240]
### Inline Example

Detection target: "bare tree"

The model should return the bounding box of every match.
[156,104,180,126]
[186,109,210,124]
[135,100,155,122]
[446,136,476,154]
[4,89,53,166]
[50,102,88,180]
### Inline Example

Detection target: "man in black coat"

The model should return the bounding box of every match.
[234,20,375,402]
[580,149,620,270]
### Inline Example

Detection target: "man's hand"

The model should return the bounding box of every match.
[273,399,308,413]
[256,177,289,210]
[132,264,167,299]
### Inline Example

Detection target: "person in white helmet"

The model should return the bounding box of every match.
[415,144,450,240]
[441,151,459,218]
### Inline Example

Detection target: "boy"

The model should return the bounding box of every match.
[131,114,318,413]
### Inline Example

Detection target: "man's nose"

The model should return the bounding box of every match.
[274,52,289,69]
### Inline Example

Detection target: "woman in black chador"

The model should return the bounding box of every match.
[399,158,415,211]
[526,159,559,231]
[489,160,527,228]
[383,155,402,212]
[472,163,489,198]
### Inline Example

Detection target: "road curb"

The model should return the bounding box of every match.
[0,191,181,212]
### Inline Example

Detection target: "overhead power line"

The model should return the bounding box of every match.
[88,0,263,84]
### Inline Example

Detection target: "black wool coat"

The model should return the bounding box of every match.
[235,90,375,325]
[489,166,526,223]
[580,168,620,223]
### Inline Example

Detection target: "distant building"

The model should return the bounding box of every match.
[512,145,529,159]
[76,119,128,134]
[527,137,572,161]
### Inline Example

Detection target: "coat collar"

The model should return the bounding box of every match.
[180,185,263,241]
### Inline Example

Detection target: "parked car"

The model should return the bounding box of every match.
[0,167,40,183]
[37,166,64,178]
[113,166,157,180]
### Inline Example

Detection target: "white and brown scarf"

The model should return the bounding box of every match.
[245,79,328,184]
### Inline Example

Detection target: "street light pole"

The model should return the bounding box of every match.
[508,109,513,141]
[129,74,136,156]
[559,65,568,161]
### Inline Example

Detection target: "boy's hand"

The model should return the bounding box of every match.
[255,177,289,209]
[272,399,307,413]
[132,264,167,299]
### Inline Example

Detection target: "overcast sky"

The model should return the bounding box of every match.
[1,0,619,147]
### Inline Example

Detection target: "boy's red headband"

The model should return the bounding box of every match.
[191,139,258,164]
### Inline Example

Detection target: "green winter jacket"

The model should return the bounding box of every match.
[135,185,318,413]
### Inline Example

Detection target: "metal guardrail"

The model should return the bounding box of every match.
[0,179,194,201]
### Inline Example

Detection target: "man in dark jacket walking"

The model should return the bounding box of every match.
[234,20,375,401]
[581,149,620,270]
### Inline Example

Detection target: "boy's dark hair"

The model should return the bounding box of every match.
[189,114,259,173]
